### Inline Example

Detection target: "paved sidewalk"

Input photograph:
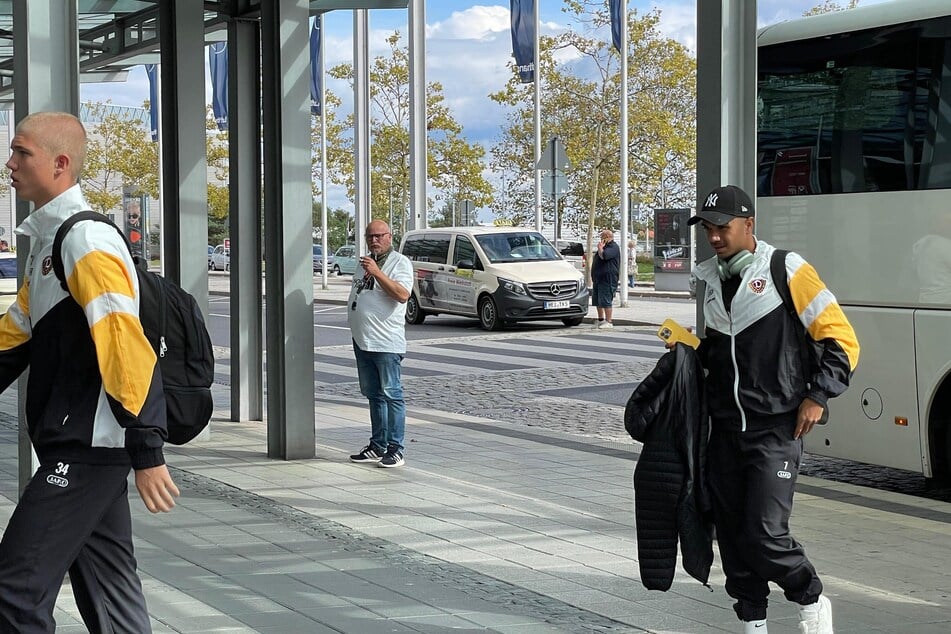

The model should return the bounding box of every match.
[2,385,950,632]
[0,276,947,632]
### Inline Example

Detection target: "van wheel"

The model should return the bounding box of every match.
[333,265,341,276]
[562,316,584,327]
[478,296,503,331]
[405,293,426,325]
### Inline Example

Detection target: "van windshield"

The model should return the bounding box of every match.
[475,232,560,264]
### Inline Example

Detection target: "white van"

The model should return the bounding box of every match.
[399,227,590,330]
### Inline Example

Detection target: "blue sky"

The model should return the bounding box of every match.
[78,1,893,212]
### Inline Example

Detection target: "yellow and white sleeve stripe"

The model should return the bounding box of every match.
[787,257,860,372]
[0,280,33,351]
[63,223,157,418]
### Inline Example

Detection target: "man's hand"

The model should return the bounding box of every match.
[134,465,180,513]
[360,256,380,278]
[794,397,826,439]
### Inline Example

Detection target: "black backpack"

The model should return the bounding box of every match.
[770,249,829,424]
[52,211,214,444]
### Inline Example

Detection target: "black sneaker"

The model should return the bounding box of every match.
[379,448,404,468]
[349,445,383,463]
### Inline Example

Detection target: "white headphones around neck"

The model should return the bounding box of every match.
[716,250,755,280]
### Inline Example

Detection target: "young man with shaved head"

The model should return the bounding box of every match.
[0,111,178,632]
[690,185,859,634]
[347,220,414,468]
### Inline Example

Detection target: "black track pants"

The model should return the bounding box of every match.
[707,425,823,622]
[0,462,151,633]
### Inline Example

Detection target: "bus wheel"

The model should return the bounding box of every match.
[478,296,503,331]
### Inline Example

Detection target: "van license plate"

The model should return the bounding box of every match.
[544,300,570,310]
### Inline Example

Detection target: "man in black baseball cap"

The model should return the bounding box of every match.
[686,182,859,634]
[687,184,754,227]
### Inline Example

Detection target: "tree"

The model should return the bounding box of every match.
[490,2,696,268]
[83,102,230,246]
[317,33,492,233]
[205,107,230,226]
[312,200,353,251]
[82,102,158,215]
[803,0,860,16]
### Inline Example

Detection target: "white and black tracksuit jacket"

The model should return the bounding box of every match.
[0,184,166,469]
[694,239,860,431]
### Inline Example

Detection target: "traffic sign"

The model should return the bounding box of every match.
[541,170,568,196]
[536,136,570,172]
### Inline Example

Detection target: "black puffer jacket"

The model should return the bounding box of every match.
[624,343,713,590]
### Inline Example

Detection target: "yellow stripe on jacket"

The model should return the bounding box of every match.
[0,280,33,351]
[788,261,860,371]
[66,249,157,417]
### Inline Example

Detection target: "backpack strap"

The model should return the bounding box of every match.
[770,248,796,318]
[770,248,824,407]
[52,211,133,293]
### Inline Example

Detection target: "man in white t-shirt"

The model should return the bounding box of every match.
[347,220,415,468]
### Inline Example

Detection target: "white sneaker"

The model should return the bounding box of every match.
[798,595,833,634]
[592,320,604,329]
[743,620,768,634]
[598,320,614,329]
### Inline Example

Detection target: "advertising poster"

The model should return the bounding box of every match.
[124,191,147,261]
[772,147,814,196]
[653,209,691,273]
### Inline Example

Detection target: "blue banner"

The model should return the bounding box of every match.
[609,0,624,53]
[509,0,535,84]
[310,17,323,115]
[610,0,627,53]
[145,64,159,142]
[209,42,228,131]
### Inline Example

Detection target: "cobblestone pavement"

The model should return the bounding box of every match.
[325,356,656,445]
[319,340,951,504]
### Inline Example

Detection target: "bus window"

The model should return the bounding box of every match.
[758,16,951,196]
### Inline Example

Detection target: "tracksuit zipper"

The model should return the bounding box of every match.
[729,312,747,432]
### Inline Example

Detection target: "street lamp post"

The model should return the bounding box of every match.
[381,174,394,231]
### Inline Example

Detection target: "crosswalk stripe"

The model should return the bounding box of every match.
[213,331,667,385]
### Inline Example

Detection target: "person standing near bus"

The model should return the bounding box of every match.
[689,185,859,634]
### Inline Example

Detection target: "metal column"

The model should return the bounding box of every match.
[11,0,79,492]
[228,8,264,422]
[408,0,427,230]
[261,0,315,459]
[353,10,370,252]
[696,0,757,322]
[157,0,209,309]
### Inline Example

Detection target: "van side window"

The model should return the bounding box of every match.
[402,235,423,260]
[452,236,479,269]
[419,233,450,264]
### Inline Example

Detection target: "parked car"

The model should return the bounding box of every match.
[399,227,589,330]
[0,252,18,314]
[313,244,335,273]
[331,244,359,276]
[209,244,230,271]
[207,244,214,269]
[554,239,586,272]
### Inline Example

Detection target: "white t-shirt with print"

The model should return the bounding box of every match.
[346,250,415,353]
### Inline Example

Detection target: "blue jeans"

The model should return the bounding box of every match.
[353,342,405,452]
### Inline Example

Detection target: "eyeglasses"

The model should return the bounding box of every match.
[365,232,390,242]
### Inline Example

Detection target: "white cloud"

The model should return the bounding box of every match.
[427,4,510,40]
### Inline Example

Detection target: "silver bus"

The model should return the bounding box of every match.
[756,0,951,478]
